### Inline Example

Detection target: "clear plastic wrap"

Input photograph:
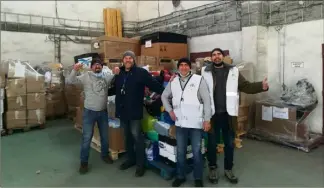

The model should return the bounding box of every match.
[32,61,66,118]
[280,79,318,108]
[2,60,46,129]
[248,98,322,152]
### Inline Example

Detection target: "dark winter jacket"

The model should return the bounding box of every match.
[109,65,164,120]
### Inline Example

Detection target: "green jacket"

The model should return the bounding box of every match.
[204,62,267,132]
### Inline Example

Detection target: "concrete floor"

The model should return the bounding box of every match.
[1,119,324,187]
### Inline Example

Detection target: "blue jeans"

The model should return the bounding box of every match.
[176,126,203,180]
[80,108,109,163]
[207,112,235,170]
[121,120,145,167]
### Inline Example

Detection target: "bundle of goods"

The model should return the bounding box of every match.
[34,62,67,119]
[3,60,46,134]
[142,93,206,179]
[248,79,322,152]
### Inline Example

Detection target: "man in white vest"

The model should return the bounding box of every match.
[202,48,269,184]
[161,58,212,187]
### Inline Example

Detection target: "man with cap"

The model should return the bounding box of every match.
[161,58,212,187]
[68,55,119,174]
[201,48,269,184]
[109,50,164,177]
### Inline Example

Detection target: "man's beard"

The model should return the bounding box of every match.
[214,61,223,67]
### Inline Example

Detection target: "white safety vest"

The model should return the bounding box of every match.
[201,66,239,116]
[170,74,203,129]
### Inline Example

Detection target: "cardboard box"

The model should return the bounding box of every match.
[7,96,27,110]
[27,109,45,125]
[6,78,26,97]
[137,56,158,66]
[140,32,188,59]
[255,100,311,141]
[93,125,125,152]
[91,36,140,59]
[46,91,65,101]
[27,93,46,110]
[6,110,27,129]
[46,100,66,117]
[26,75,45,93]
[141,43,188,59]
[107,63,122,70]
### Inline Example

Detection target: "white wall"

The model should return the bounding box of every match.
[1,1,139,67]
[137,1,213,21]
[188,31,242,63]
[267,20,323,134]
[187,20,323,134]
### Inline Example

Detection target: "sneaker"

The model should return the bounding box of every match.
[194,180,204,187]
[224,170,238,184]
[79,162,89,174]
[135,167,146,177]
[119,161,136,170]
[172,178,186,187]
[102,155,113,164]
[208,166,219,184]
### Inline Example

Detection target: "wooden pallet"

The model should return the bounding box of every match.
[74,124,125,160]
[146,160,176,180]
[5,123,45,135]
[91,137,125,160]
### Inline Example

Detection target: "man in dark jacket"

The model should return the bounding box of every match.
[202,48,269,184]
[109,51,164,177]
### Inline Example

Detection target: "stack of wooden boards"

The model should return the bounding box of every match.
[103,8,122,37]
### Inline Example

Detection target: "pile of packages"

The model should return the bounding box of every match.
[142,83,205,166]
[35,62,67,118]
[249,79,321,152]
[2,60,46,131]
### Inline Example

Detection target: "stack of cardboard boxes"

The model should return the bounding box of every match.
[138,32,188,71]
[46,70,66,118]
[26,72,46,126]
[5,61,46,132]
[64,83,83,119]
[90,36,140,69]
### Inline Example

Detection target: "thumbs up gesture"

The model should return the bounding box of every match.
[262,77,269,91]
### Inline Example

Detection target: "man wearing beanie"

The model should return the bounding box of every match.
[68,54,119,174]
[161,57,212,187]
[108,50,164,177]
[201,48,269,184]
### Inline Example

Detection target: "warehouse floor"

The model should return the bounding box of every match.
[1,119,324,187]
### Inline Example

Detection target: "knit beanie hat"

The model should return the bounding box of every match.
[122,50,136,63]
[211,48,225,56]
[177,58,191,68]
[90,56,103,67]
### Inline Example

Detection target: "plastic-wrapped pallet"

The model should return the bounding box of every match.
[3,60,46,130]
